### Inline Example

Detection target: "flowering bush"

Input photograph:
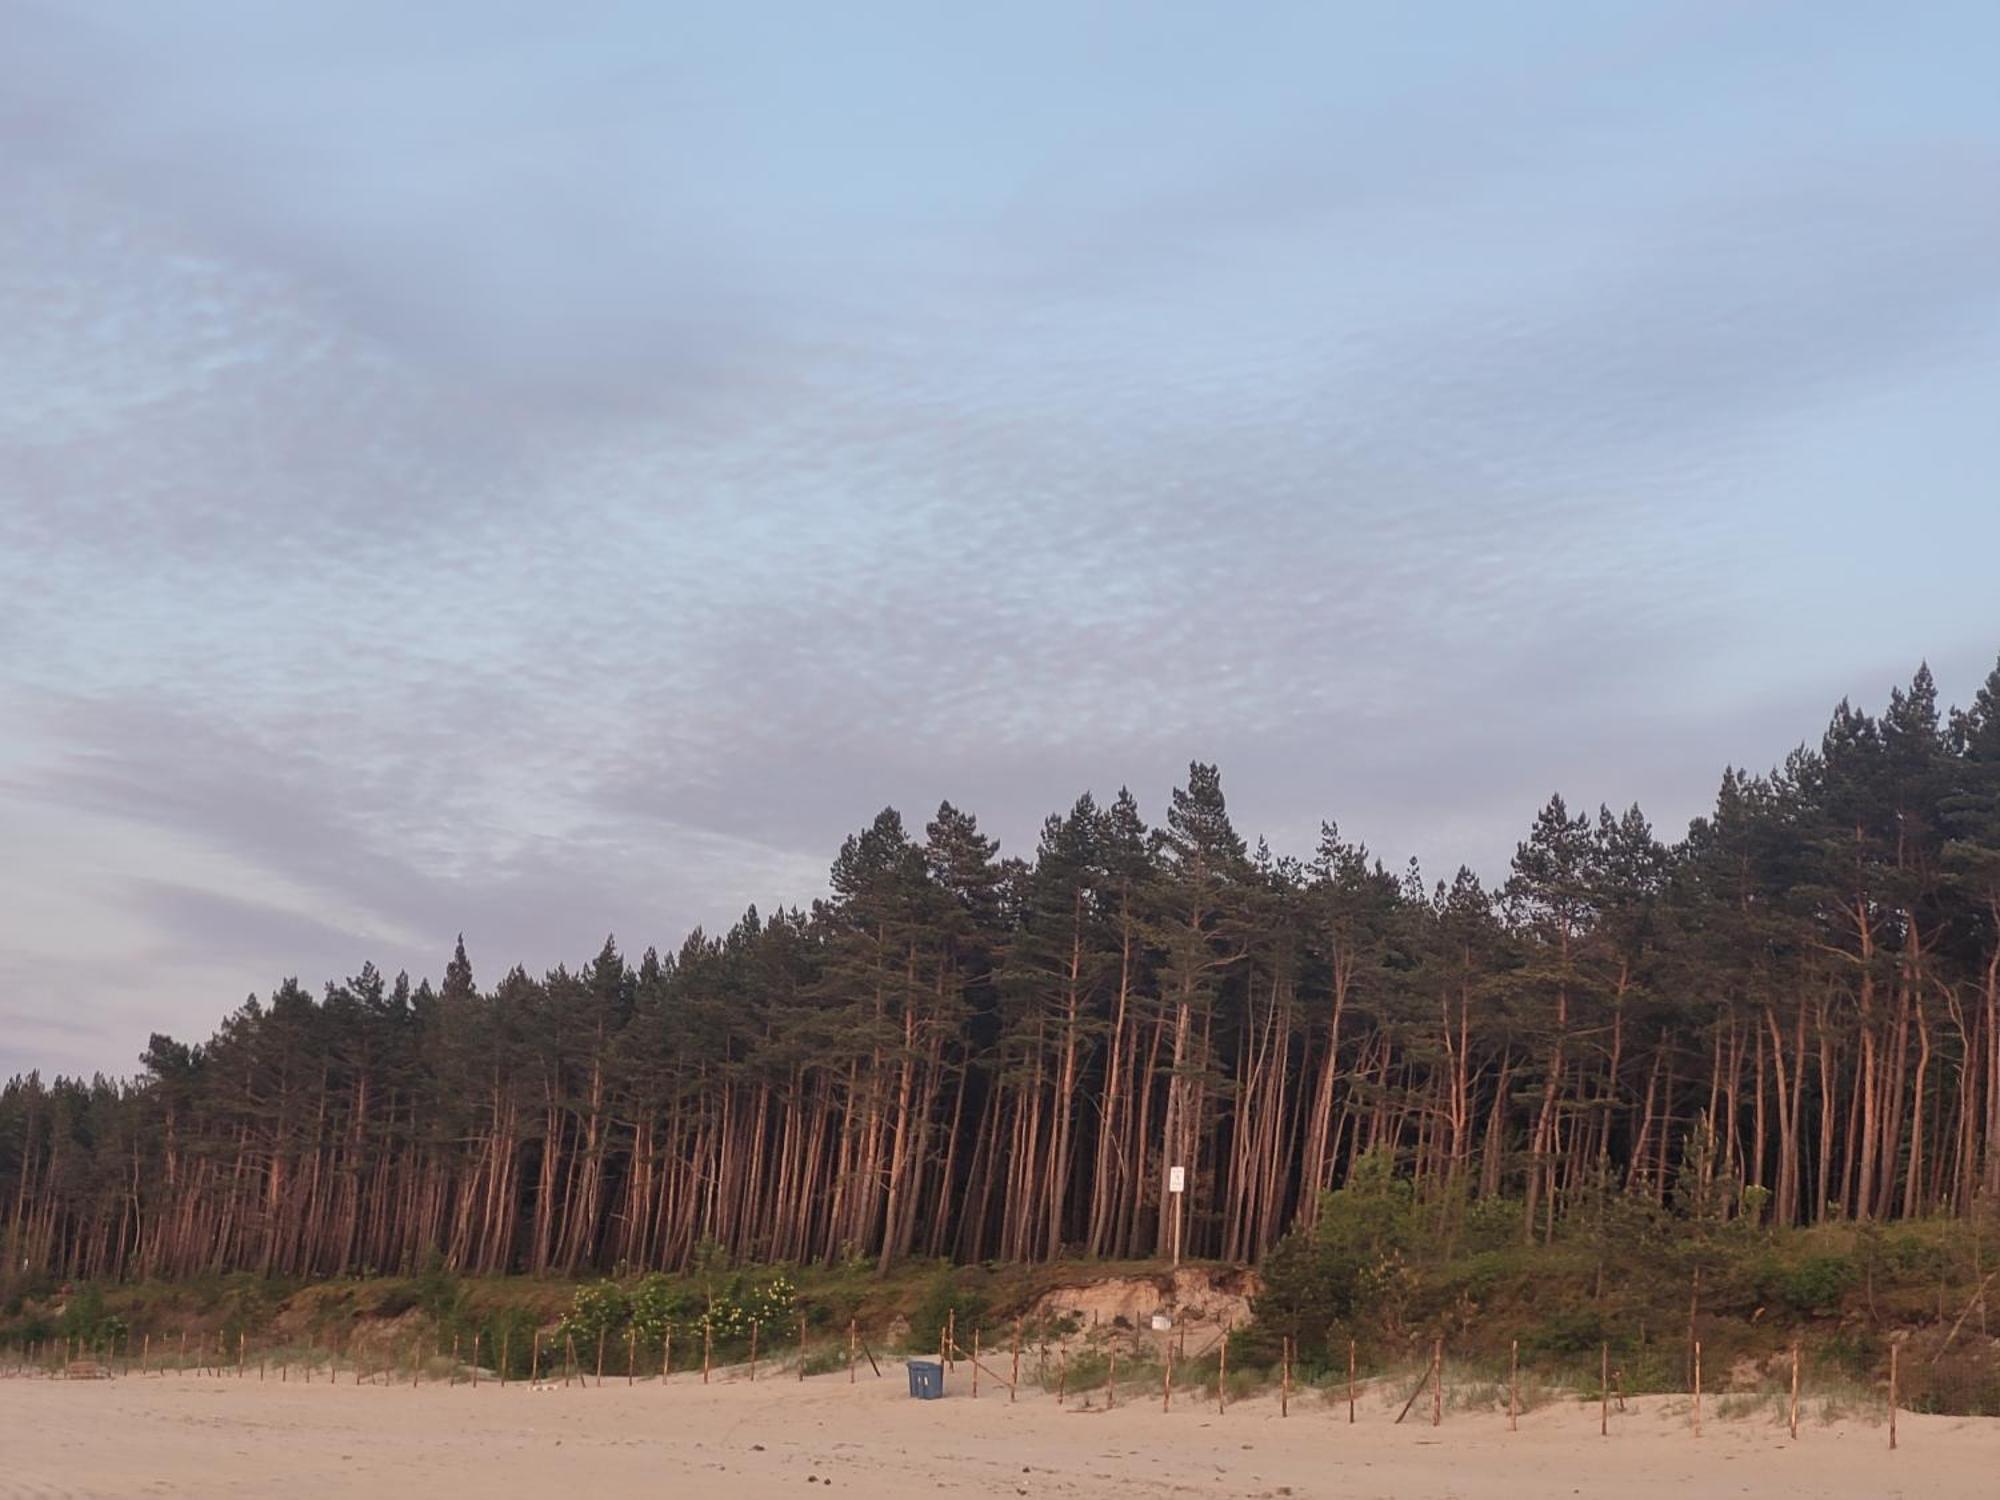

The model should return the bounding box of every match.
[555,1270,798,1352]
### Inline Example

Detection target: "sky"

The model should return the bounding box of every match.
[3,1,1999,1080]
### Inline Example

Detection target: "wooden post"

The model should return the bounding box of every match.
[663,1329,672,1382]
[1600,1344,1609,1437]
[946,1309,955,1373]
[1888,1342,1898,1451]
[1163,1333,1174,1411]
[1508,1338,1518,1431]
[1011,1320,1021,1404]
[142,1332,150,1376]
[629,1326,637,1387]
[238,1330,246,1377]
[798,1315,807,1382]
[1431,1338,1442,1427]
[1348,1339,1357,1424]
[750,1321,759,1382]
[849,1319,858,1384]
[565,1332,578,1389]
[702,1319,712,1385]
[971,1327,980,1398]
[1219,1328,1229,1415]
[1107,1345,1117,1409]
[1058,1344,1067,1406]
[531,1329,541,1386]
[501,1329,510,1388]
[1788,1343,1799,1440]
[472,1331,480,1389]
[1692,1340,1702,1437]
[178,1329,187,1374]
[595,1329,605,1387]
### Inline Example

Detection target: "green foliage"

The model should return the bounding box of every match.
[50,1285,128,1348]
[556,1280,632,1346]
[1255,1147,1417,1354]
[1460,1195,1527,1254]
[630,1274,699,1345]
[553,1268,798,1356]
[907,1268,988,1354]
[1756,1254,1857,1317]
[411,1252,464,1322]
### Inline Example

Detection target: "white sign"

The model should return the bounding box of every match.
[1150,1313,1173,1332]
[1168,1165,1186,1194]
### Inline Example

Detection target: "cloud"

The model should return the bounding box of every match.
[2,2,1998,1074]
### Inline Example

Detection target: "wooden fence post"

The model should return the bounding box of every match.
[595,1330,605,1388]
[663,1329,671,1383]
[702,1319,712,1385]
[1058,1345,1068,1406]
[630,1326,638,1386]
[1431,1338,1442,1427]
[971,1328,980,1398]
[1788,1343,1798,1440]
[1219,1328,1229,1415]
[530,1329,541,1386]
[1692,1340,1702,1438]
[1280,1336,1290,1417]
[1508,1338,1518,1431]
[1011,1319,1021,1404]
[1107,1345,1117,1409]
[1888,1343,1898,1451]
[1600,1344,1609,1437]
[1348,1339,1357,1424]
[565,1332,579,1389]
[471,1331,480,1389]
[798,1315,807,1382]
[848,1319,857,1384]
[1162,1332,1173,1411]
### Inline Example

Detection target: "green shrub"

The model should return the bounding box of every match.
[556,1280,632,1346]
[1255,1147,1417,1356]
[1758,1254,1856,1316]
[908,1269,987,1355]
[1461,1195,1526,1253]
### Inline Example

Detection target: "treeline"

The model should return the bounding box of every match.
[4,658,1999,1284]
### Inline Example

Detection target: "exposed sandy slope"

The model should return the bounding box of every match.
[3,1363,1995,1500]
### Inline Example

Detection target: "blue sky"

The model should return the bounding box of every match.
[3,1,1998,1078]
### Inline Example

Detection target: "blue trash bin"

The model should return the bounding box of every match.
[907,1359,944,1399]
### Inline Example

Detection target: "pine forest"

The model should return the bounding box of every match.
[6,657,2000,1286]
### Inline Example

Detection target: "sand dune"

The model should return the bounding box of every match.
[3,1364,1994,1499]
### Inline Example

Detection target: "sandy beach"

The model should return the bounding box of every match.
[4,1363,1996,1500]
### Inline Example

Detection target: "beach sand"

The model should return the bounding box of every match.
[3,1363,1994,1499]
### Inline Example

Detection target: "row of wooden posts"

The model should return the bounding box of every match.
[10,1315,882,1389]
[10,1322,1908,1447]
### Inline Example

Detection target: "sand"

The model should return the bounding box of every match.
[3,1364,1995,1499]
